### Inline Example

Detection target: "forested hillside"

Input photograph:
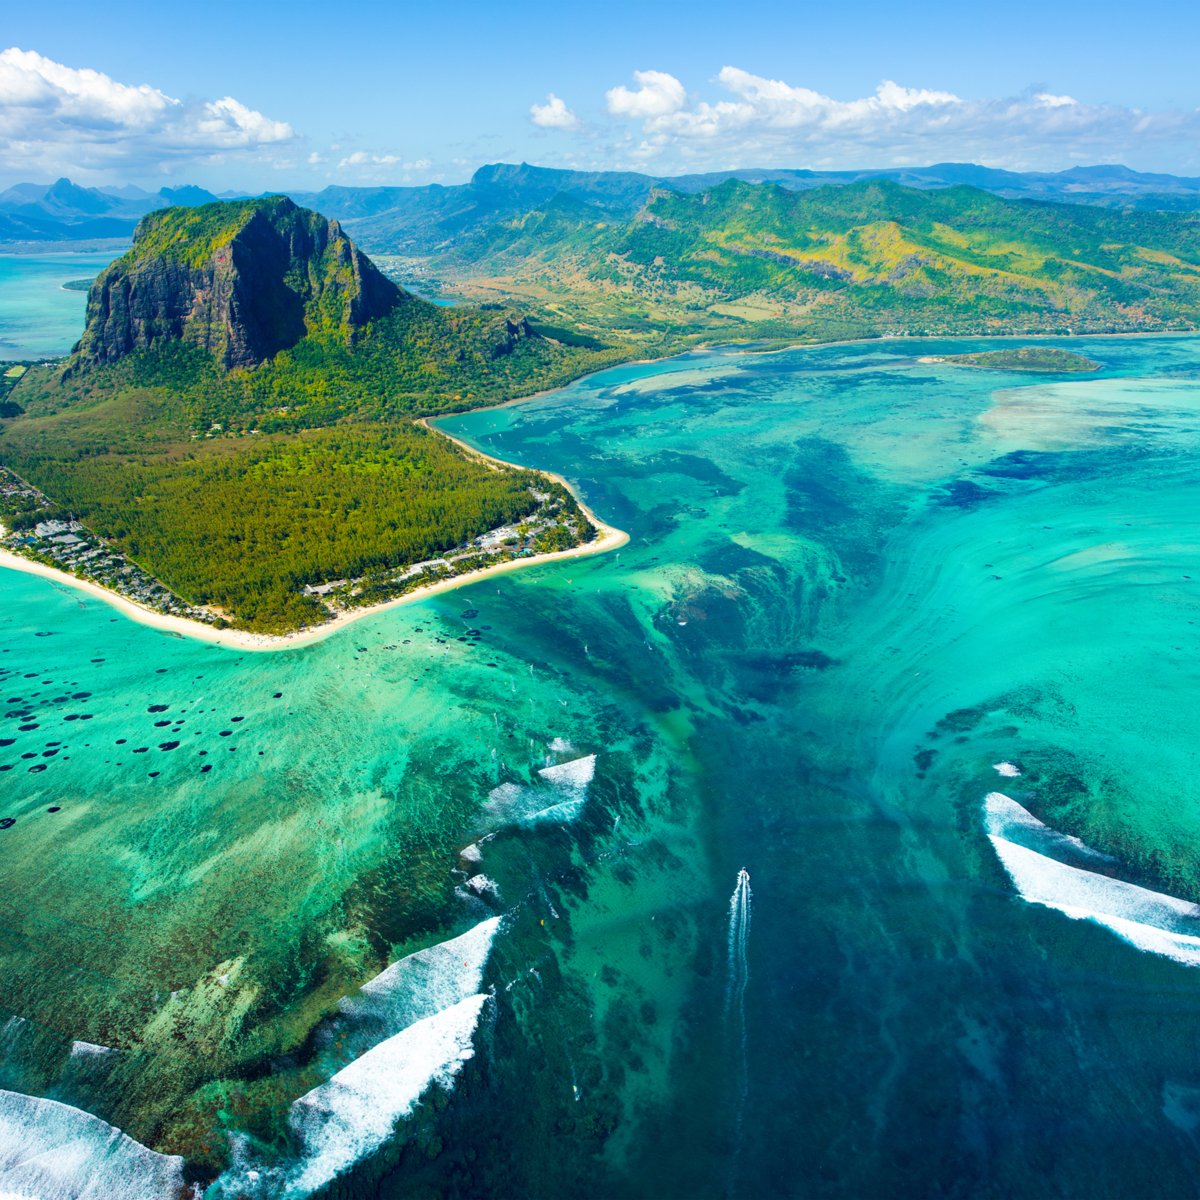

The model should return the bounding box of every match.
[0,198,619,632]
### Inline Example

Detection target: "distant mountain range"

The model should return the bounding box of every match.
[289,162,1200,256]
[441,177,1200,344]
[6,162,1200,248]
[0,177,226,244]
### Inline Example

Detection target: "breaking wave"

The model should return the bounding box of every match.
[537,754,596,790]
[484,754,596,826]
[986,793,1200,966]
[287,994,490,1197]
[0,1088,189,1200]
[214,919,503,1196]
[333,916,500,1059]
[984,791,1115,867]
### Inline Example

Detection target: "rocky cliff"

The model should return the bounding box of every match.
[74,196,405,370]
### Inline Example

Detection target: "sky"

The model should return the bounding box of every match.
[3,0,1200,191]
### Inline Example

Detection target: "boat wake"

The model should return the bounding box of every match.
[985,792,1200,966]
[724,868,752,1190]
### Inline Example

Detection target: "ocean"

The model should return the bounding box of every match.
[3,334,1200,1196]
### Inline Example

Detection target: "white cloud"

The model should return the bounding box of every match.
[530,93,579,130]
[334,151,433,181]
[1034,92,1079,108]
[195,96,293,146]
[606,70,687,119]
[0,47,294,178]
[593,65,1200,172]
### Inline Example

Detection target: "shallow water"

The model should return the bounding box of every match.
[3,335,1200,1196]
[0,252,120,360]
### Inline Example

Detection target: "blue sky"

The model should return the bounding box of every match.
[3,0,1200,189]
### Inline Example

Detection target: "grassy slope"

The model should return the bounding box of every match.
[427,180,1200,343]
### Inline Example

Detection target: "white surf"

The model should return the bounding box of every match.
[986,793,1200,966]
[0,1089,189,1200]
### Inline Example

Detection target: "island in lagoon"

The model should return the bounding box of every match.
[925,345,1103,372]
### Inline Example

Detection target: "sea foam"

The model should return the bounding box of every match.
[984,791,1115,866]
[986,793,1200,966]
[214,919,503,1197]
[484,755,596,826]
[0,1088,189,1200]
[338,917,500,1044]
[287,994,490,1197]
[538,754,596,790]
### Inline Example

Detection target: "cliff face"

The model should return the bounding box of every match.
[75,197,404,370]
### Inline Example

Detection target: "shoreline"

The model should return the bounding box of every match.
[2,325,1194,650]
[0,515,627,654]
[729,326,1200,359]
[0,429,628,652]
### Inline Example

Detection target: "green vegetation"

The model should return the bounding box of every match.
[0,198,622,632]
[12,181,1193,634]
[422,179,1200,347]
[122,195,305,268]
[934,346,1102,372]
[4,424,579,633]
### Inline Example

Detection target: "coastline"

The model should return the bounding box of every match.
[732,326,1200,359]
[0,448,628,653]
[2,324,1194,652]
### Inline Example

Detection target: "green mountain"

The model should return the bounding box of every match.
[291,161,1200,259]
[0,198,619,632]
[424,179,1200,343]
[75,196,403,370]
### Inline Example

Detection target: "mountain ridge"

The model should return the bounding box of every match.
[8,161,1200,248]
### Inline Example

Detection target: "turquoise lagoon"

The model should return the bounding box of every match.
[2,336,1200,1195]
[0,251,121,361]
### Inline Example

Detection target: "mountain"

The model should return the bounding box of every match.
[0,197,618,633]
[6,161,1200,249]
[0,179,239,244]
[418,178,1200,343]
[76,196,402,369]
[157,184,222,207]
[289,161,1200,258]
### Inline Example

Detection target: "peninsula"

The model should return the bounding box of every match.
[0,197,625,637]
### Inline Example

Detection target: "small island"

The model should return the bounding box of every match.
[927,346,1102,373]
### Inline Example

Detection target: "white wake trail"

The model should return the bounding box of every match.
[724,867,753,1191]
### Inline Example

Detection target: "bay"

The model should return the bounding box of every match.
[0,251,122,361]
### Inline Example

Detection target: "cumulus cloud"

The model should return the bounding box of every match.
[596,65,1200,171]
[606,70,687,119]
[530,93,579,130]
[0,47,294,178]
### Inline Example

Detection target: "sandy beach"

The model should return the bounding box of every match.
[4,326,1193,653]
[0,443,628,653]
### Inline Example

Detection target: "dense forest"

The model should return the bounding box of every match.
[0,198,621,632]
[4,424,575,632]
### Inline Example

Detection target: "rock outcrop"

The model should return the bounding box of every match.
[74,196,404,370]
